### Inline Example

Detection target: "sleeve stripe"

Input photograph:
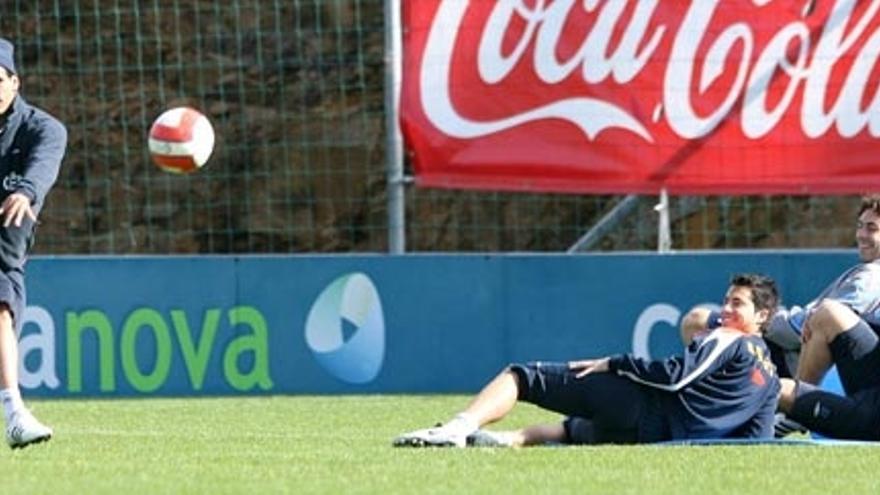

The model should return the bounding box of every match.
[617,330,742,392]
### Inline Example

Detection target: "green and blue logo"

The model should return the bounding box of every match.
[304,273,385,384]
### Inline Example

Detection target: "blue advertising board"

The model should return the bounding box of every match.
[19,251,855,397]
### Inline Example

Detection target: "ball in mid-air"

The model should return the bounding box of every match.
[148,107,215,174]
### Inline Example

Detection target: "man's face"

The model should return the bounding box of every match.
[720,285,767,333]
[856,209,880,262]
[0,68,19,114]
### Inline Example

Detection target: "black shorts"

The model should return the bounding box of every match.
[790,382,880,440]
[829,319,880,395]
[510,362,670,444]
[0,268,24,333]
[789,320,880,440]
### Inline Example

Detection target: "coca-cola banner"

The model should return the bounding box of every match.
[402,0,880,195]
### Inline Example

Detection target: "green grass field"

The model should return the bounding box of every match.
[1,395,878,494]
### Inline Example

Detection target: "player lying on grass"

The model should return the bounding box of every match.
[393,273,781,447]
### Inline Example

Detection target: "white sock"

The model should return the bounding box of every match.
[493,431,516,447]
[0,387,24,422]
[476,429,517,447]
[444,412,479,437]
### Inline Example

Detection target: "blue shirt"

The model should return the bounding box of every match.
[805,261,880,328]
[608,327,780,439]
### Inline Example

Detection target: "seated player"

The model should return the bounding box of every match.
[393,273,781,447]
[682,195,880,439]
[771,197,880,440]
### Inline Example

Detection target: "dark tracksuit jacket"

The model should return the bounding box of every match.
[0,95,66,272]
[608,327,781,439]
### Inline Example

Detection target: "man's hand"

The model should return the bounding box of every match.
[0,192,36,228]
[568,357,610,378]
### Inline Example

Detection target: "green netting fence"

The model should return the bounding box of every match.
[0,1,864,254]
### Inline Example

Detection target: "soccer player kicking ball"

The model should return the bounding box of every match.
[0,38,66,449]
[394,273,781,447]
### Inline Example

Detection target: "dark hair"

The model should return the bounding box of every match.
[859,195,880,216]
[730,273,779,331]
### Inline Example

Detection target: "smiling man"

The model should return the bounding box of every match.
[792,195,880,384]
[394,273,781,447]
[775,195,880,440]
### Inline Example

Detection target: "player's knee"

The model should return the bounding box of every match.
[777,378,797,413]
[504,365,527,398]
[807,300,860,340]
[680,307,712,345]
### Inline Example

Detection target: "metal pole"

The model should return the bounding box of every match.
[567,195,640,253]
[655,188,671,253]
[384,0,406,253]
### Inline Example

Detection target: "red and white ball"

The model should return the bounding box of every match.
[148,107,215,174]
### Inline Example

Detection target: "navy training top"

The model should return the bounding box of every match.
[608,327,780,439]
[0,95,67,271]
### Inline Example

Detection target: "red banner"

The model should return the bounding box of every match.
[401,0,880,195]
